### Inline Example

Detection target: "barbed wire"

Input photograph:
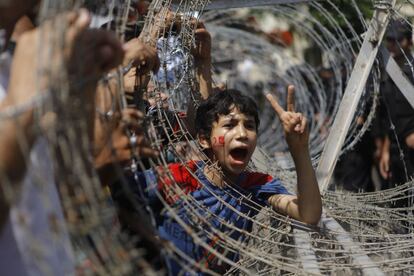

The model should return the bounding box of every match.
[2,0,414,275]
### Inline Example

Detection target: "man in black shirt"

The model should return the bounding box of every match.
[377,19,414,197]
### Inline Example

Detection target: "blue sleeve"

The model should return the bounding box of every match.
[249,178,291,202]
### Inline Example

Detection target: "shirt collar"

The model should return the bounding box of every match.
[195,161,247,189]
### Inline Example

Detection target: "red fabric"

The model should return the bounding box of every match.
[168,161,200,192]
[239,172,273,190]
[173,112,187,133]
[158,161,201,204]
[158,162,273,203]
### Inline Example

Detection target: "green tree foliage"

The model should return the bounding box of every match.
[311,0,374,38]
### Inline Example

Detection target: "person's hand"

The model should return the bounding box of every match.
[65,11,124,78]
[379,149,390,180]
[356,116,365,126]
[147,92,169,109]
[0,9,125,191]
[192,22,211,63]
[191,20,213,99]
[405,133,414,149]
[374,138,383,161]
[123,38,160,75]
[144,9,182,45]
[129,0,150,22]
[94,108,158,170]
[266,85,309,153]
[122,38,160,92]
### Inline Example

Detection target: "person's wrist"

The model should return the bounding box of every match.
[288,143,309,158]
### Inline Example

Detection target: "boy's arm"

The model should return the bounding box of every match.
[266,85,322,225]
[267,151,321,225]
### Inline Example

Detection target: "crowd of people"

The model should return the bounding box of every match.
[0,1,322,274]
[334,19,414,204]
[0,0,412,275]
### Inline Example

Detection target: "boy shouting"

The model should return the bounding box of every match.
[136,86,322,274]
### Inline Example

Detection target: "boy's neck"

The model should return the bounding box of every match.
[203,164,240,188]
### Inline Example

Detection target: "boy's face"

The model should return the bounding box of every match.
[200,106,257,177]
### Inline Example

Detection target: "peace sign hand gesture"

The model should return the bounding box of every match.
[266,85,309,152]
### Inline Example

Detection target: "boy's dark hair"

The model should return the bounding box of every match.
[195,89,260,138]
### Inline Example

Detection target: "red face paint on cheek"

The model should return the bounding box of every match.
[218,136,225,145]
[213,136,225,146]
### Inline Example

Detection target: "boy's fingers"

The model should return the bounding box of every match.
[266,93,284,117]
[287,85,295,112]
[289,116,298,125]
[289,113,301,125]
[299,116,307,134]
[296,113,305,133]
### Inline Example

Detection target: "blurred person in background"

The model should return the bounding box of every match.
[376,19,414,207]
[0,1,127,274]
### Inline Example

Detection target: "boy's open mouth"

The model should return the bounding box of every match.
[229,147,248,163]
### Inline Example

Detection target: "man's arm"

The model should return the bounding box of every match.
[266,85,322,225]
[378,135,391,180]
[93,37,160,185]
[94,108,158,186]
[186,22,213,137]
[0,10,124,228]
[193,22,213,100]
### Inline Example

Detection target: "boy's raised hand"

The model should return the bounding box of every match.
[266,85,309,151]
[266,86,322,225]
